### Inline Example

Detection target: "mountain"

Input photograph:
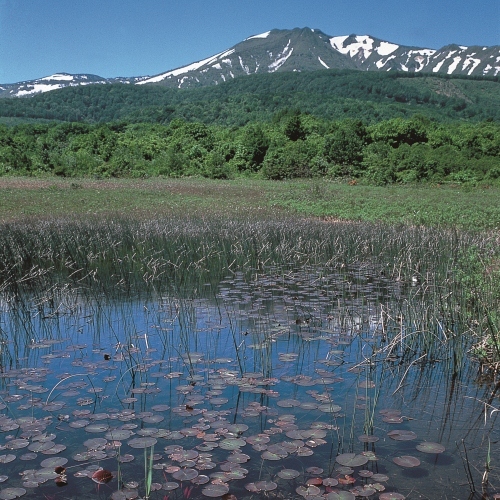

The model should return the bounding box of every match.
[1,28,498,98]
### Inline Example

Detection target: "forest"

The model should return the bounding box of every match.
[0,69,498,184]
[0,112,498,184]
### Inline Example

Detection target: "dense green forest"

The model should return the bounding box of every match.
[0,70,498,184]
[1,70,499,125]
[1,112,498,184]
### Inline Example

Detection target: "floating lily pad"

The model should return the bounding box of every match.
[324,491,356,499]
[163,482,179,491]
[40,457,68,468]
[201,483,229,497]
[85,423,109,433]
[255,481,277,491]
[336,453,369,467]
[393,455,421,468]
[127,437,157,448]
[318,403,342,413]
[92,469,113,484]
[172,468,198,481]
[296,485,321,496]
[386,430,416,441]
[0,488,26,499]
[277,469,300,479]
[416,442,445,454]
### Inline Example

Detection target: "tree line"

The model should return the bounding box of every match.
[1,112,498,184]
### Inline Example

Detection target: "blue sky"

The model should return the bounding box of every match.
[0,0,498,83]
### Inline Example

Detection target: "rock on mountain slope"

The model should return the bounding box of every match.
[1,27,498,97]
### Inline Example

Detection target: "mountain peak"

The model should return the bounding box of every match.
[1,28,499,98]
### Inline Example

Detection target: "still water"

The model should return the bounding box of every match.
[0,263,498,499]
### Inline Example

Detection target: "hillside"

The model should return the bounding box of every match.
[0,70,498,126]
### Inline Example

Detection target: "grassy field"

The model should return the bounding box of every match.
[1,177,499,230]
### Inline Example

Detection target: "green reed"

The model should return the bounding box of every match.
[0,212,497,381]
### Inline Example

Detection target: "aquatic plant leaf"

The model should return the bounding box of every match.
[416,442,445,454]
[163,482,180,490]
[40,457,68,468]
[254,480,277,491]
[393,456,420,468]
[336,453,369,467]
[0,455,16,464]
[277,469,300,479]
[387,430,417,441]
[91,469,113,484]
[202,483,229,497]
[127,437,157,448]
[172,468,198,481]
[325,492,356,500]
[0,488,27,499]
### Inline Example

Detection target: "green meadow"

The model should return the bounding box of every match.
[1,177,499,230]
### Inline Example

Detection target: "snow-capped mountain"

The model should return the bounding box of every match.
[0,73,148,98]
[1,28,498,97]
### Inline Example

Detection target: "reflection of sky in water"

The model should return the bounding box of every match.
[0,265,498,499]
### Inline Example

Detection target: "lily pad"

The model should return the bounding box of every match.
[0,488,26,500]
[336,453,369,467]
[387,430,417,441]
[416,442,445,454]
[277,469,300,479]
[201,483,229,497]
[393,455,421,468]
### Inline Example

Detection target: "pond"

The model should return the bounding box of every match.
[0,256,499,500]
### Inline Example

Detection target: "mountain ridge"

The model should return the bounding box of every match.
[1,27,498,98]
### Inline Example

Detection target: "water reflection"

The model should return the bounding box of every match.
[0,263,498,499]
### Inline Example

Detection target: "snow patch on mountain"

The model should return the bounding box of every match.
[16,83,65,96]
[138,49,236,84]
[447,56,462,74]
[330,35,374,60]
[246,31,271,40]
[239,56,250,74]
[269,40,293,71]
[376,55,396,69]
[463,57,481,75]
[377,42,399,56]
[432,60,446,72]
[318,57,329,69]
[40,74,74,81]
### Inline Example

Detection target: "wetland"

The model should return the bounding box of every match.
[0,179,499,500]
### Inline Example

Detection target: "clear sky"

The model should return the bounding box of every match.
[0,0,498,84]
